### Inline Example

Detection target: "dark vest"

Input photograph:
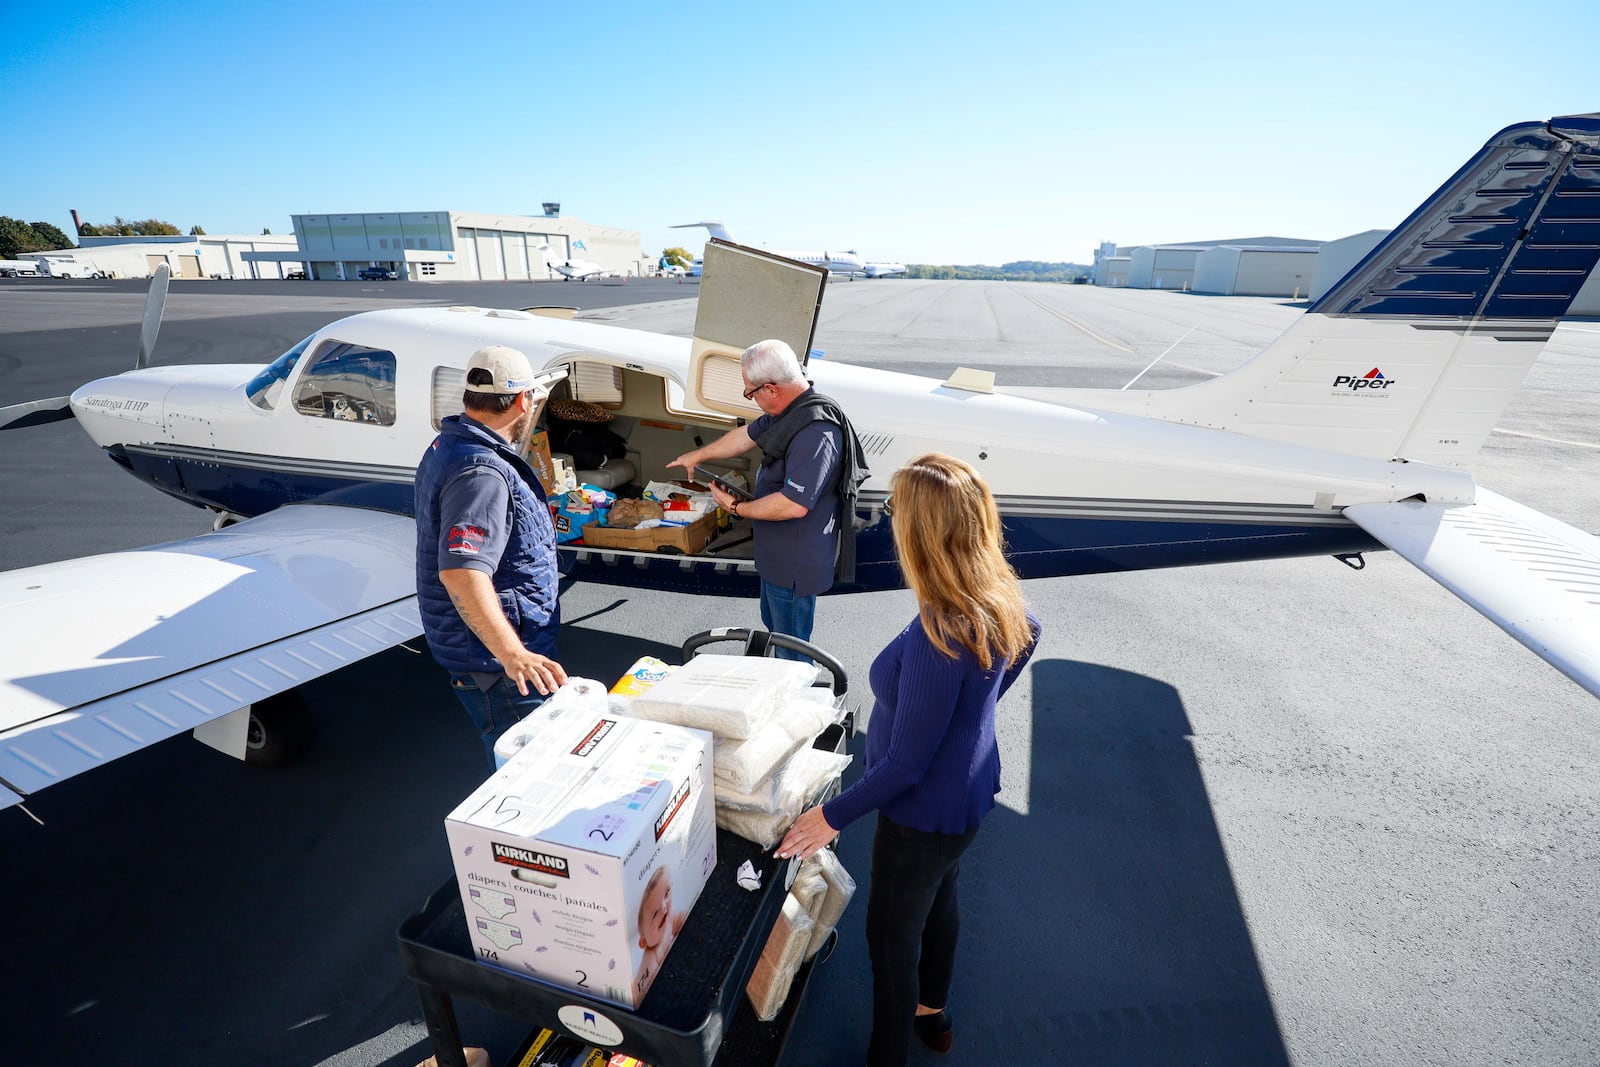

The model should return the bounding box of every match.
[751,388,870,584]
[414,415,559,673]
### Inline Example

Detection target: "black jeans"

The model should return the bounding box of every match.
[865,813,980,1067]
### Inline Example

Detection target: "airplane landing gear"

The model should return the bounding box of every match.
[246,690,316,766]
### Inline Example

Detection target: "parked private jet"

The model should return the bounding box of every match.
[863,262,907,279]
[4,113,1600,813]
[672,220,866,276]
[538,240,612,281]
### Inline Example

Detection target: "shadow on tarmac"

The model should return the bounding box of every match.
[786,658,1290,1065]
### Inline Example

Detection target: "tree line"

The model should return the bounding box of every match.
[0,215,209,259]
[905,260,1091,282]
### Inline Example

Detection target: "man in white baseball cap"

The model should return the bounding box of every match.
[414,344,566,770]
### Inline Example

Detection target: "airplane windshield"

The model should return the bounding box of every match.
[246,334,315,411]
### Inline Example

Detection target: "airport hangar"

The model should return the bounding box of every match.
[35,233,303,280]
[1092,229,1390,299]
[240,207,645,282]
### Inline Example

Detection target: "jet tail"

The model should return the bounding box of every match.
[1096,114,1600,466]
[672,220,736,243]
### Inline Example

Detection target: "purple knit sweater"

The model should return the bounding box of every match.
[822,612,1040,835]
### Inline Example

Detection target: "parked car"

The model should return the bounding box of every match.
[358,266,397,281]
[285,270,307,280]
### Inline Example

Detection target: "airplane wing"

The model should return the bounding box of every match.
[1343,489,1600,699]
[0,504,420,810]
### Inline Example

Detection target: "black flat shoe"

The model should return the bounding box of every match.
[913,1009,953,1054]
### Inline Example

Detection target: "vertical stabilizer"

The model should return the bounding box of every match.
[1099,114,1600,466]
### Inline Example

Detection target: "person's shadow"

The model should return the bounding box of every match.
[789,658,1291,1065]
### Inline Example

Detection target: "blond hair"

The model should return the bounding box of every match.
[890,453,1032,670]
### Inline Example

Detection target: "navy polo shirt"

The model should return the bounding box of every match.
[747,401,843,596]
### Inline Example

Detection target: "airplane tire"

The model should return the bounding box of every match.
[246,690,316,767]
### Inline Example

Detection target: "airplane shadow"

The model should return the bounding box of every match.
[786,658,1291,1065]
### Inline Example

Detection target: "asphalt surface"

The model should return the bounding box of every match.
[1,278,1596,1066]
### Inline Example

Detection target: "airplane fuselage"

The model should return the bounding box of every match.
[69,305,1455,598]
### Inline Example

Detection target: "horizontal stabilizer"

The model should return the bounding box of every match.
[1344,489,1600,699]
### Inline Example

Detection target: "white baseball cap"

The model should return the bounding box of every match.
[464,345,536,394]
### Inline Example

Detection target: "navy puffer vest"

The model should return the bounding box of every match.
[415,415,559,673]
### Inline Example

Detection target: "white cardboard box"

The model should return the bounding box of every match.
[445,713,717,1008]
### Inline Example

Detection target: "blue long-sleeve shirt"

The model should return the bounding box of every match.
[822,612,1040,835]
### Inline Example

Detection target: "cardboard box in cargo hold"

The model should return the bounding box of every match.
[445,713,716,1008]
[578,511,718,554]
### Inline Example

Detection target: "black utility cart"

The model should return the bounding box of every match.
[397,630,853,1067]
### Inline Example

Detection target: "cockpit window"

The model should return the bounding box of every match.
[245,334,315,411]
[291,340,397,426]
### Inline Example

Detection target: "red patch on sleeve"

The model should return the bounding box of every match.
[447,524,488,555]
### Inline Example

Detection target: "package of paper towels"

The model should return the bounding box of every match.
[492,677,610,768]
[625,654,818,739]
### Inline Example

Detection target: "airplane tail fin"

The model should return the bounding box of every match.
[672,220,736,243]
[1105,114,1600,466]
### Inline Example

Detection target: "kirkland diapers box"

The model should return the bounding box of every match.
[445,712,717,1009]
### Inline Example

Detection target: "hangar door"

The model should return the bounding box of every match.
[178,255,201,279]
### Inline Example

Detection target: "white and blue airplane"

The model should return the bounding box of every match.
[538,239,612,281]
[672,220,867,276]
[3,113,1600,811]
[863,262,906,279]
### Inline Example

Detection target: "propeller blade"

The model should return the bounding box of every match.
[136,264,170,371]
[0,396,73,431]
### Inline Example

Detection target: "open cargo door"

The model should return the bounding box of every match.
[686,239,828,418]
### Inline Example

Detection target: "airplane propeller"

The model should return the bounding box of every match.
[0,265,169,431]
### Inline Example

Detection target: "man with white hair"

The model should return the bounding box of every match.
[671,339,867,657]
[415,344,568,769]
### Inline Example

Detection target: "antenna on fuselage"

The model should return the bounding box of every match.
[1121,322,1200,390]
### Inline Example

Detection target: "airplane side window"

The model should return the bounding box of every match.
[245,334,316,411]
[291,341,398,427]
[431,365,466,429]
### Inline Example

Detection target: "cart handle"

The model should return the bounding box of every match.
[680,628,848,698]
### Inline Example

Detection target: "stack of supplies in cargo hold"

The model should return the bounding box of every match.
[623,654,849,848]
[746,849,857,1021]
[444,707,716,1009]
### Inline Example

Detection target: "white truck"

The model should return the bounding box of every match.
[40,255,106,279]
[0,259,42,277]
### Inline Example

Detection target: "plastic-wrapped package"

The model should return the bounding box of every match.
[715,748,851,815]
[491,677,611,768]
[745,893,816,1022]
[714,805,791,850]
[628,654,818,740]
[713,692,839,794]
[789,862,827,922]
[800,848,857,960]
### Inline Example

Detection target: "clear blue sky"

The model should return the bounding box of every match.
[2,1,1595,266]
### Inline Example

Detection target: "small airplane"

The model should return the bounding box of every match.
[672,221,867,276]
[863,262,906,279]
[4,112,1600,814]
[657,254,687,278]
[537,240,612,282]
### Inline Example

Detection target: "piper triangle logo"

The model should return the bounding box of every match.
[573,239,587,251]
[1332,367,1395,391]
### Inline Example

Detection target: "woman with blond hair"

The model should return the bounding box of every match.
[778,452,1040,1067]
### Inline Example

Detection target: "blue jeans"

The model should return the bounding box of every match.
[448,673,550,773]
[865,813,980,1067]
[759,578,817,661]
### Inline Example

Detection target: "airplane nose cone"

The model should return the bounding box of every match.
[70,373,172,444]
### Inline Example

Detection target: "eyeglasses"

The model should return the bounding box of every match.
[882,494,893,516]
[742,382,771,401]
